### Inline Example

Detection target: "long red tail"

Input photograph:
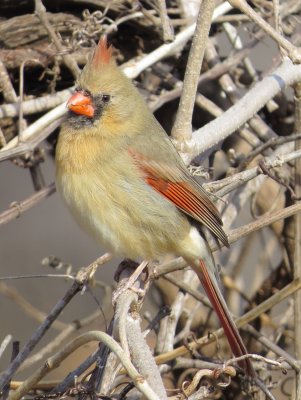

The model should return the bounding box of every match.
[191,259,255,377]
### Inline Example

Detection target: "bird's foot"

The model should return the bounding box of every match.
[112,259,149,306]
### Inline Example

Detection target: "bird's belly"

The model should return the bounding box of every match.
[56,172,189,259]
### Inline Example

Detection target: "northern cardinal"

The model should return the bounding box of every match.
[55,37,254,377]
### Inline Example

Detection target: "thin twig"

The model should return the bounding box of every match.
[34,0,80,79]
[245,324,300,371]
[156,0,174,41]
[3,342,19,400]
[215,202,301,249]
[0,183,56,226]
[51,348,104,394]
[153,202,301,278]
[212,148,301,197]
[19,307,111,372]
[0,61,18,103]
[18,60,38,141]
[228,0,301,63]
[0,336,12,360]
[238,133,301,170]
[0,254,111,392]
[162,274,211,308]
[156,270,195,353]
[0,282,67,330]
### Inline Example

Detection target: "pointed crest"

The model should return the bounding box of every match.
[92,36,113,67]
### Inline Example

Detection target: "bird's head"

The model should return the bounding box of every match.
[66,36,139,130]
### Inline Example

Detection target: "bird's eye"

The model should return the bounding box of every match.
[102,94,111,103]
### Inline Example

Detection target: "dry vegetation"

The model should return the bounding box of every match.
[1,0,301,399]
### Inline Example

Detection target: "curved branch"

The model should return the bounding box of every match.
[10,331,160,400]
[181,59,301,163]
[113,263,167,399]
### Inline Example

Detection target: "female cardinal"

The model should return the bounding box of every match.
[55,37,254,376]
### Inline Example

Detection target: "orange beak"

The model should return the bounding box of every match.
[67,92,94,118]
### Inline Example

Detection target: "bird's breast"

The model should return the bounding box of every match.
[55,132,190,259]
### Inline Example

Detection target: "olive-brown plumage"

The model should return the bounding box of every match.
[56,37,254,376]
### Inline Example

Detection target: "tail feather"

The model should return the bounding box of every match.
[191,259,255,377]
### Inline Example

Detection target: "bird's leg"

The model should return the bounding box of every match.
[112,259,149,305]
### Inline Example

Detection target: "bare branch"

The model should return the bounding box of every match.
[182,59,301,163]
[171,0,216,142]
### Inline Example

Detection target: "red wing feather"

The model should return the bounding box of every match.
[131,151,229,247]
